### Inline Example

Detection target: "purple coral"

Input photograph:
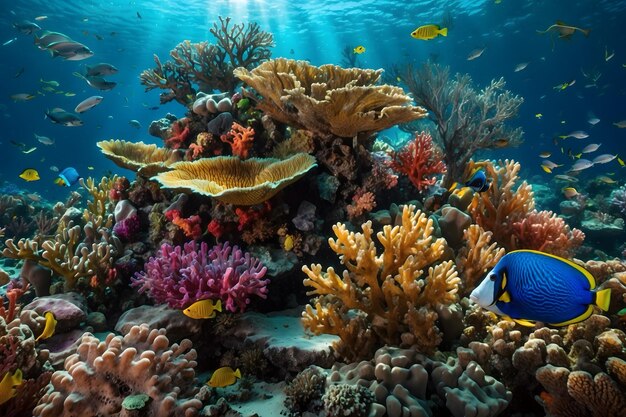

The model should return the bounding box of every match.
[112,214,141,242]
[132,241,269,313]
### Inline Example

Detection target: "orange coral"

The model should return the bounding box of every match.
[302,205,459,360]
[221,122,254,159]
[346,189,376,219]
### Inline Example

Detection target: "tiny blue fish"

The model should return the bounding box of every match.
[54,167,80,187]
[470,250,611,327]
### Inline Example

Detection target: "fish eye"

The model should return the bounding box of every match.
[489,274,496,281]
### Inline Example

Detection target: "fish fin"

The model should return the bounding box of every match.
[508,317,536,327]
[508,250,596,289]
[13,369,22,384]
[582,28,590,37]
[234,368,241,379]
[594,288,611,311]
[439,27,448,37]
[215,299,222,312]
[447,182,459,192]
[550,305,594,327]
[498,290,511,303]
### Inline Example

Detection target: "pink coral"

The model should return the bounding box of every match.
[165,119,191,149]
[112,213,141,242]
[511,210,585,258]
[132,241,269,313]
[389,131,446,191]
[346,189,376,219]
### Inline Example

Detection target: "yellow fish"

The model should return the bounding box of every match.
[617,156,625,167]
[40,78,60,87]
[541,165,552,174]
[207,367,241,388]
[36,311,57,341]
[535,113,543,119]
[411,24,448,40]
[19,168,40,182]
[597,176,617,184]
[0,369,23,406]
[64,92,76,97]
[283,234,294,251]
[353,45,365,54]
[183,299,222,319]
[562,187,579,199]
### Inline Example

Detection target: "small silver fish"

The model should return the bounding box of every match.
[581,143,601,153]
[467,47,486,61]
[75,96,103,113]
[34,133,54,145]
[592,154,617,164]
[128,119,141,128]
[514,62,529,72]
[569,159,594,171]
[565,130,589,139]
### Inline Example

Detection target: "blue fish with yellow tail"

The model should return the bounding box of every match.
[470,250,611,327]
[54,167,80,187]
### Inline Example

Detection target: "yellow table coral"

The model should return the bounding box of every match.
[302,205,460,360]
[152,153,317,206]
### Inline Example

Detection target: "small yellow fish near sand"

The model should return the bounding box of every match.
[207,367,241,388]
[19,168,40,182]
[183,299,222,319]
[36,311,57,342]
[0,369,23,406]
[353,45,365,54]
[411,24,448,40]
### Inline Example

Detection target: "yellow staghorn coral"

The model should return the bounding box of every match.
[80,175,118,219]
[302,205,460,360]
[234,58,427,139]
[467,159,534,250]
[97,139,184,177]
[152,153,317,206]
[456,224,505,297]
[2,220,120,291]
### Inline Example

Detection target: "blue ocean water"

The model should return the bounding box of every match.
[0,0,625,202]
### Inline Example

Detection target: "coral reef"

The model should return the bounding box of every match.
[302,205,460,360]
[32,325,203,417]
[132,241,269,313]
[402,62,523,187]
[389,131,446,191]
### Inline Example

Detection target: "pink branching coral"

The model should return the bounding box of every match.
[389,131,446,191]
[346,189,376,220]
[512,210,585,258]
[132,241,269,313]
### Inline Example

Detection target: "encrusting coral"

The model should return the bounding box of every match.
[302,204,460,360]
[234,58,427,139]
[32,324,203,417]
[151,153,317,206]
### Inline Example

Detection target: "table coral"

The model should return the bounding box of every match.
[302,204,460,360]
[97,140,183,177]
[132,241,269,313]
[234,58,427,139]
[32,324,203,417]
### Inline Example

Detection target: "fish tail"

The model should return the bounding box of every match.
[215,299,222,312]
[447,182,459,192]
[439,27,448,37]
[594,288,611,311]
[234,368,241,379]
[582,28,591,37]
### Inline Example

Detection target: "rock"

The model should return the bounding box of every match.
[222,308,338,374]
[24,294,87,332]
[115,305,202,343]
[581,216,625,238]
[45,328,85,368]
[86,312,108,332]
[369,209,392,225]
[20,260,52,297]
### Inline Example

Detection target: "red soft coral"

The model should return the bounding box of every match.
[346,189,377,220]
[165,209,203,240]
[221,122,254,159]
[165,119,191,149]
[389,131,446,191]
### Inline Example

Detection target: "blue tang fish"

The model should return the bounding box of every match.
[449,168,492,193]
[54,167,80,187]
[470,250,611,327]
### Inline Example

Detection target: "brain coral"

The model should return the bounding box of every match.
[32,324,202,417]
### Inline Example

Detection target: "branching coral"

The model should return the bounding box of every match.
[140,16,273,104]
[302,204,460,360]
[234,58,427,139]
[220,122,255,159]
[402,62,523,187]
[467,160,535,250]
[388,131,446,191]
[512,210,585,258]
[456,224,505,297]
[2,220,120,291]
[32,325,203,417]
[80,175,118,219]
[132,241,269,313]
